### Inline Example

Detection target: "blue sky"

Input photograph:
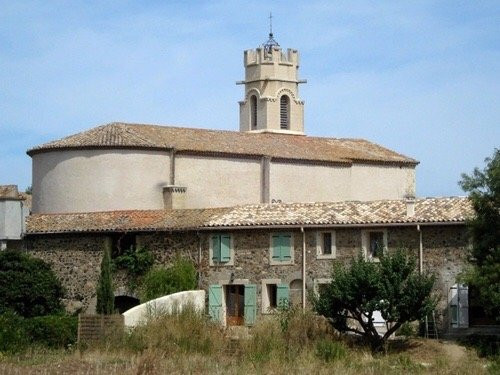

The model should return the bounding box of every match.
[1,1,499,197]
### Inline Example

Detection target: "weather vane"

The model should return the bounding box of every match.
[263,12,279,54]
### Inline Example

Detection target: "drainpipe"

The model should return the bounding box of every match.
[417,225,423,274]
[197,231,203,289]
[301,227,306,310]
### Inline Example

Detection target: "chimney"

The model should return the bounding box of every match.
[163,185,187,209]
[405,196,416,218]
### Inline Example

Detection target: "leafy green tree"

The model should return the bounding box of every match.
[96,246,114,314]
[459,148,500,319]
[139,256,197,302]
[313,251,436,352]
[0,251,64,317]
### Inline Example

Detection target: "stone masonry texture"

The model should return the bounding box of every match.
[26,224,468,332]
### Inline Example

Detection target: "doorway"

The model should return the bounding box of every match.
[226,285,245,326]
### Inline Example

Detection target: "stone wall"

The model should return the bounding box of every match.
[27,234,107,314]
[26,224,468,332]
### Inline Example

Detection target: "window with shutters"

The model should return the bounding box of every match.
[270,232,294,265]
[250,95,257,129]
[316,231,336,259]
[209,233,234,266]
[262,279,290,313]
[280,95,290,129]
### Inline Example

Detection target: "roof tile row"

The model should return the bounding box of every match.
[26,197,472,234]
[27,122,418,165]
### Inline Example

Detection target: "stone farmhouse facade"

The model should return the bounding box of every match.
[26,197,476,333]
[22,36,485,335]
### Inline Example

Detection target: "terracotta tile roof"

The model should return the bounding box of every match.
[27,122,418,165]
[26,197,471,234]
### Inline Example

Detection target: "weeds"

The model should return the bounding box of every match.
[0,307,493,374]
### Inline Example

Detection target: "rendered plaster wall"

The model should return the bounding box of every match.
[32,149,170,214]
[175,155,261,208]
[269,162,351,203]
[349,164,416,200]
[0,200,27,240]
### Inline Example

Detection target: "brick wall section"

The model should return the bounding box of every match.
[26,224,468,332]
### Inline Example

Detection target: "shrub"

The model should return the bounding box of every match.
[0,311,28,353]
[396,322,416,338]
[139,256,197,302]
[0,312,77,353]
[24,315,77,348]
[315,339,347,362]
[461,334,500,358]
[0,251,64,317]
[113,246,154,277]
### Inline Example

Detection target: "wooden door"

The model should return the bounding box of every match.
[226,285,244,326]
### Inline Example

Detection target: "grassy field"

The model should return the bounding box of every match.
[0,309,497,374]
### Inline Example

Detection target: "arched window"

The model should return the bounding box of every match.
[250,95,257,129]
[280,95,290,129]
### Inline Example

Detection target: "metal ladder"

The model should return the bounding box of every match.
[424,311,438,339]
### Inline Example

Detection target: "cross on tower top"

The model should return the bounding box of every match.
[263,12,279,54]
[269,12,273,38]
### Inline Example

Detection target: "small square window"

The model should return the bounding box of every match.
[362,230,387,260]
[313,278,333,296]
[261,280,290,313]
[323,233,332,255]
[369,232,384,258]
[317,231,336,259]
[111,233,136,257]
[268,284,278,308]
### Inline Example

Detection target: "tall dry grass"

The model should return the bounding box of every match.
[0,307,494,374]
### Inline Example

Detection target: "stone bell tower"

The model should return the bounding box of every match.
[237,28,306,134]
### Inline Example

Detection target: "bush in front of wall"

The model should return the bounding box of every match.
[0,311,28,353]
[139,255,197,302]
[0,312,77,353]
[0,251,64,318]
[25,315,78,348]
[113,246,154,277]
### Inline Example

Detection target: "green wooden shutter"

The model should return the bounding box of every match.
[244,284,257,326]
[271,234,281,260]
[277,284,290,308]
[211,235,221,262]
[280,234,292,261]
[220,235,231,263]
[208,285,223,323]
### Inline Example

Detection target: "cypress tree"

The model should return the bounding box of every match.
[96,245,114,315]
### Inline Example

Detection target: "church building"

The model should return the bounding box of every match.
[24,34,483,335]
